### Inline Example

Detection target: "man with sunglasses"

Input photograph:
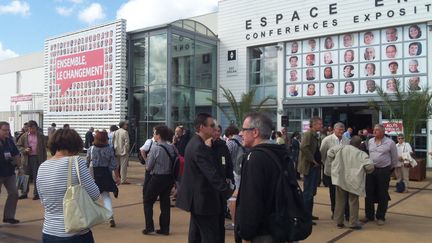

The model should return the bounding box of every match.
[176,113,233,243]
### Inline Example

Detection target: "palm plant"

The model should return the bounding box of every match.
[207,86,276,128]
[369,78,432,144]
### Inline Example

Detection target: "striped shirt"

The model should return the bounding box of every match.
[146,142,176,175]
[36,156,100,237]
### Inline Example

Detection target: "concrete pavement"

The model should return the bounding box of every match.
[1,160,431,243]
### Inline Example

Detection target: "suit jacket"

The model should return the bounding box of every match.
[16,132,47,166]
[176,134,230,215]
[113,128,129,156]
[298,129,319,175]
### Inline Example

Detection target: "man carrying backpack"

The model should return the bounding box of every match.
[235,112,311,242]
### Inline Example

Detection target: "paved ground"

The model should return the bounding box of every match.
[1,159,431,243]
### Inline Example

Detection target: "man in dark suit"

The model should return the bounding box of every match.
[84,127,94,149]
[176,113,233,243]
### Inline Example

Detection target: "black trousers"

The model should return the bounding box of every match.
[189,213,224,243]
[24,155,40,197]
[365,166,391,221]
[143,174,173,232]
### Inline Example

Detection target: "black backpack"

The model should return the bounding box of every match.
[253,147,313,242]
[231,139,246,175]
[158,144,180,181]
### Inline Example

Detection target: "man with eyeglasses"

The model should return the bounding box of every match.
[176,113,233,243]
[363,124,398,226]
[0,121,23,224]
[298,117,323,225]
[235,112,292,242]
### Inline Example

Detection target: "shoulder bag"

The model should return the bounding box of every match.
[63,156,112,233]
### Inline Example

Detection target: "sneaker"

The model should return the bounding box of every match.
[3,218,20,224]
[377,220,385,226]
[337,224,345,229]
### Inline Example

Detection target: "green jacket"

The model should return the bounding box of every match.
[298,129,320,175]
[16,132,47,167]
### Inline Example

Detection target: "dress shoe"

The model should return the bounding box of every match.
[349,225,362,230]
[121,181,131,185]
[113,187,119,198]
[311,215,319,220]
[18,195,28,200]
[109,218,116,228]
[32,196,40,200]
[377,219,385,226]
[360,217,373,223]
[142,228,155,235]
[156,229,169,235]
[3,218,20,224]
[337,224,345,229]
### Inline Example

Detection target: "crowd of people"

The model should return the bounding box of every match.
[0,113,419,242]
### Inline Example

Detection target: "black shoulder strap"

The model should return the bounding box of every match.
[252,147,283,172]
[158,144,174,164]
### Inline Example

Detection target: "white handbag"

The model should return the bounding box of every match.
[63,156,112,233]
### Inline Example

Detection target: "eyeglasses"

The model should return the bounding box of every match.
[241,127,255,132]
[208,123,216,128]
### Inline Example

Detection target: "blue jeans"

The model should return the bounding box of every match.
[303,165,320,217]
[42,231,94,243]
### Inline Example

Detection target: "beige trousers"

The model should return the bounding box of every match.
[394,166,410,190]
[334,186,359,227]
[117,155,129,183]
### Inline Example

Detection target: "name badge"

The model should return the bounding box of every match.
[222,156,226,165]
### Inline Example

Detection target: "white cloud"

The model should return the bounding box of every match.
[116,0,218,31]
[78,2,106,24]
[0,42,19,61]
[0,0,30,16]
[69,0,83,3]
[56,6,73,16]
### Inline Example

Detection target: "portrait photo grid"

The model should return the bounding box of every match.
[285,23,428,98]
[47,24,118,114]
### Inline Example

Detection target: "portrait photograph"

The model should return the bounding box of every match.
[361,46,380,61]
[287,84,301,97]
[304,53,316,66]
[322,66,335,80]
[382,43,402,59]
[321,51,338,65]
[340,49,357,63]
[404,58,426,74]
[382,27,401,43]
[341,80,358,95]
[303,83,319,97]
[339,33,358,48]
[405,76,426,92]
[381,61,401,76]
[320,82,339,96]
[341,64,356,79]
[360,79,379,94]
[304,67,318,81]
[321,36,337,50]
[385,78,399,93]
[286,41,302,54]
[303,38,318,52]
[405,40,426,57]
[286,69,300,82]
[363,62,380,77]
[406,23,425,40]
[361,30,379,45]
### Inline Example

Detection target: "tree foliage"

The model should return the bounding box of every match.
[207,86,276,128]
[369,78,432,143]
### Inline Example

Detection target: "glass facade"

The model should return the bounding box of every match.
[249,45,278,102]
[129,21,218,148]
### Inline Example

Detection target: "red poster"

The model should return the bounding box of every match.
[383,120,404,135]
[56,49,104,94]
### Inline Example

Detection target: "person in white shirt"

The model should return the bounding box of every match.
[395,134,415,192]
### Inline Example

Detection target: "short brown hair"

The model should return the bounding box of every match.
[93,130,108,147]
[48,129,83,155]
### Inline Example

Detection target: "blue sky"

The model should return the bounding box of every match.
[0,0,218,60]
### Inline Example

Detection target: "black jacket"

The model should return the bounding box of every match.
[176,134,231,215]
[236,143,288,241]
[211,138,234,182]
[85,131,94,149]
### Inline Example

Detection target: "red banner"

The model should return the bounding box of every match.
[383,120,404,135]
[56,49,104,94]
[11,95,32,103]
